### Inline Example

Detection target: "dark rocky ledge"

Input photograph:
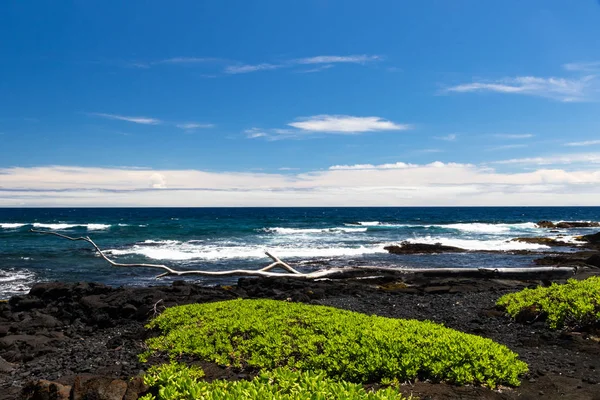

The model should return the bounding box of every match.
[536,220,600,229]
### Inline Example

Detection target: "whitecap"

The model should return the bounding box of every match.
[441,222,538,234]
[0,223,27,229]
[32,223,111,230]
[262,227,367,235]
[106,240,385,261]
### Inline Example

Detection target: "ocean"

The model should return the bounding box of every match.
[1,207,599,299]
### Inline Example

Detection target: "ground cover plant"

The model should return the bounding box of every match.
[497,276,600,329]
[142,299,527,388]
[140,362,409,400]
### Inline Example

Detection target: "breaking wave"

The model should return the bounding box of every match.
[106,240,385,261]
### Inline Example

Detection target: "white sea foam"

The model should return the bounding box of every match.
[356,221,382,226]
[31,223,111,230]
[262,227,368,234]
[142,239,180,245]
[345,221,539,234]
[106,240,385,261]
[0,223,27,229]
[442,222,538,234]
[403,236,550,251]
[0,269,36,299]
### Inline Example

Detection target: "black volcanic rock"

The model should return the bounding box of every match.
[385,242,465,254]
[536,221,600,229]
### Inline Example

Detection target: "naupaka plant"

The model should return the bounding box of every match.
[497,276,600,329]
[142,299,528,388]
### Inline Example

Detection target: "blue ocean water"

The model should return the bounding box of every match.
[1,207,599,298]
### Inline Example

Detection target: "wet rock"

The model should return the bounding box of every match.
[385,242,465,254]
[556,222,600,229]
[537,221,556,228]
[511,237,572,246]
[537,221,600,229]
[579,232,600,245]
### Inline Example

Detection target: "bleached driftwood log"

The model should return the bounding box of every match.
[30,229,578,280]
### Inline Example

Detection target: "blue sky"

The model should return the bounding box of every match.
[1,0,600,206]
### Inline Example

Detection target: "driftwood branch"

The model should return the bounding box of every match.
[30,229,578,280]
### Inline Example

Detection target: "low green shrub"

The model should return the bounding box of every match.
[142,299,527,387]
[497,276,600,329]
[140,362,408,400]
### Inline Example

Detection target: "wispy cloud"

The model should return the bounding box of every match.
[175,122,214,130]
[486,144,528,151]
[563,61,600,72]
[155,57,222,65]
[296,64,334,74]
[492,133,534,139]
[293,55,381,65]
[288,115,411,134]
[90,113,162,125]
[565,139,600,147]
[493,152,600,165]
[124,57,224,69]
[244,128,269,139]
[224,54,381,75]
[435,134,457,141]
[90,113,213,131]
[446,75,596,102]
[224,63,283,74]
[119,54,382,75]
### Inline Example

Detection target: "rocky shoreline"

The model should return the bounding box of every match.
[1,267,599,399]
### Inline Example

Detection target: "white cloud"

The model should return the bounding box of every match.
[155,57,220,65]
[293,55,381,65]
[446,75,597,102]
[175,123,214,130]
[565,139,600,147]
[487,144,528,151]
[296,64,334,74]
[563,61,600,72]
[492,133,534,139]
[493,152,600,165]
[224,63,282,74]
[435,134,457,141]
[149,173,167,188]
[90,113,161,125]
[244,128,269,139]
[329,162,416,170]
[288,115,411,133]
[224,54,381,75]
[3,162,600,206]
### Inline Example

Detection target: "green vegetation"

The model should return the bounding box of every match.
[140,362,408,400]
[142,299,527,387]
[497,276,600,329]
